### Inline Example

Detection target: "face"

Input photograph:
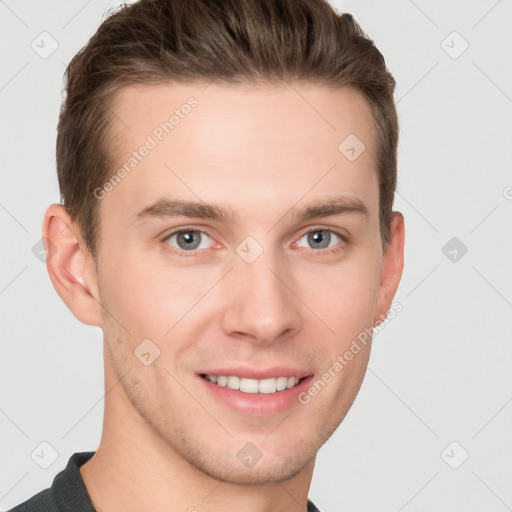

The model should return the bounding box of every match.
[89,82,401,484]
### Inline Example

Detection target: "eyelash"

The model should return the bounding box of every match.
[160,226,347,258]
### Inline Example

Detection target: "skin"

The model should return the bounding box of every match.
[43,82,404,512]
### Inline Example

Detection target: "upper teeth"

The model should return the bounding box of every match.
[204,375,300,394]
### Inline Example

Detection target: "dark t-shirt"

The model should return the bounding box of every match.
[8,452,322,512]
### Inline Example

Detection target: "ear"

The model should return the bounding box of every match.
[374,212,405,323]
[42,204,103,327]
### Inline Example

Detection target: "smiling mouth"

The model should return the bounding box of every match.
[200,374,306,395]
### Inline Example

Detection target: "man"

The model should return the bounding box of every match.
[10,0,404,510]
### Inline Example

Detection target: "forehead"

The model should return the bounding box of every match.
[103,81,379,225]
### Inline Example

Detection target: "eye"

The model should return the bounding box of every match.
[296,229,343,251]
[164,229,214,253]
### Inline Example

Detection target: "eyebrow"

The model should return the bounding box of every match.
[133,196,369,223]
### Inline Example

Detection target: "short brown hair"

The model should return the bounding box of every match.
[57,0,398,257]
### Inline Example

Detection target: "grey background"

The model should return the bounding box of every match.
[1,1,511,511]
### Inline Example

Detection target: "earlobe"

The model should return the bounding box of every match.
[42,204,103,327]
[375,212,405,322]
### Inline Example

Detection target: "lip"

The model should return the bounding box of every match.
[197,370,314,417]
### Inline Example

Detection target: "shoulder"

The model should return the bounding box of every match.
[7,488,58,512]
[6,451,96,512]
[307,498,325,512]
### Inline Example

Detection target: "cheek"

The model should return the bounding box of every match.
[299,257,381,342]
[98,250,216,340]
[98,231,382,348]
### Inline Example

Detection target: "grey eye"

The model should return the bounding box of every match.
[298,230,341,250]
[166,230,213,251]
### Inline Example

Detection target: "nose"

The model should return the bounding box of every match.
[220,247,303,346]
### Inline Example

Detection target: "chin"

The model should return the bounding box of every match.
[196,451,312,485]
